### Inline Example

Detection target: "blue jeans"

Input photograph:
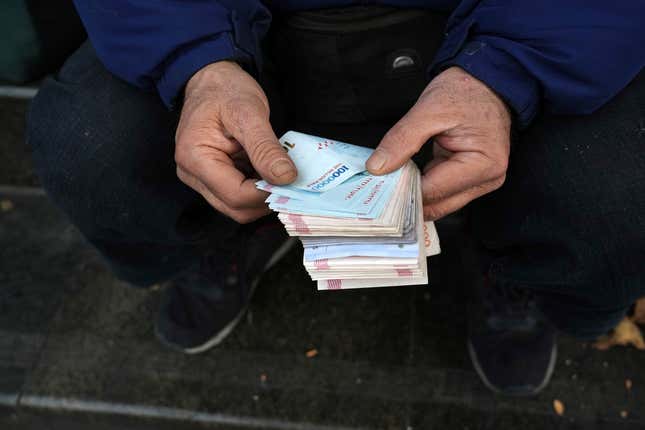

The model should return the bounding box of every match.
[27,41,645,341]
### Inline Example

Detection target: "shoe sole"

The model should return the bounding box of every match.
[173,237,298,355]
[467,339,558,397]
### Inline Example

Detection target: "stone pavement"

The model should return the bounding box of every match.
[1,95,644,429]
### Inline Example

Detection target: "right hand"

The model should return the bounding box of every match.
[175,61,297,224]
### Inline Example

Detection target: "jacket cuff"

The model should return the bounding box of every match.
[433,39,541,128]
[155,33,252,109]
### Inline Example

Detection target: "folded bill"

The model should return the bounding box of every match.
[256,132,402,219]
[274,131,373,193]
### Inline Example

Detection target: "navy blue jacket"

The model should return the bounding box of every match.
[74,1,644,127]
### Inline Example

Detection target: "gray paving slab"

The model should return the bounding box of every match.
[1,189,645,429]
[0,188,88,413]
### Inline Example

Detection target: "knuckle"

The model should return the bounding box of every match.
[231,211,254,224]
[471,182,492,198]
[222,208,240,222]
[492,157,509,178]
[221,94,240,110]
[229,212,245,223]
[174,154,188,171]
[176,167,187,182]
[488,165,506,181]
[491,174,506,190]
[424,186,446,202]
[174,144,189,167]
[222,97,243,121]
[221,99,248,131]
[481,156,508,180]
[385,123,411,149]
[424,205,445,221]
[223,96,267,127]
[222,194,244,210]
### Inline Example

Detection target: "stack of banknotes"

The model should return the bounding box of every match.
[256,131,440,290]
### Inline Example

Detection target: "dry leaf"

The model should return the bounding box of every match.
[305,348,318,358]
[553,399,565,416]
[0,200,14,212]
[625,379,633,390]
[593,318,645,351]
[632,298,645,324]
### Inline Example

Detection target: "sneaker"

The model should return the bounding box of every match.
[467,277,557,396]
[155,218,296,354]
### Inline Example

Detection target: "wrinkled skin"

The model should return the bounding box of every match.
[175,61,297,224]
[177,62,510,223]
[367,66,511,221]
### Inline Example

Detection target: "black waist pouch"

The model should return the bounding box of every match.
[267,6,448,124]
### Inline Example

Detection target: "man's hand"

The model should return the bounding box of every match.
[175,61,297,224]
[366,67,511,220]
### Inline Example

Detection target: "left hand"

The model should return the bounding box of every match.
[366,67,511,220]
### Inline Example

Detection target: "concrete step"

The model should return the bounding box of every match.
[1,188,644,429]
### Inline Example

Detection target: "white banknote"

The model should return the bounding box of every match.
[316,168,434,290]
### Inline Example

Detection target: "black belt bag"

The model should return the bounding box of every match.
[268,6,448,124]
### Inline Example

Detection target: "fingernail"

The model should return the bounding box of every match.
[367,150,388,172]
[271,159,296,178]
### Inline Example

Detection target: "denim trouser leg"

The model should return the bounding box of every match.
[27,42,239,286]
[471,71,645,340]
[28,40,645,340]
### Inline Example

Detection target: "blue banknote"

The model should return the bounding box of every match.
[276,131,373,193]
[256,131,402,219]
[263,171,400,218]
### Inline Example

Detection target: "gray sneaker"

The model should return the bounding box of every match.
[155,218,296,354]
[468,277,558,396]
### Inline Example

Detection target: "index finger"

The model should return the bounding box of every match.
[421,152,495,202]
[366,98,456,175]
[190,152,269,210]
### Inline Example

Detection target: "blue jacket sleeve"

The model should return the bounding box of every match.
[73,1,272,108]
[432,0,645,127]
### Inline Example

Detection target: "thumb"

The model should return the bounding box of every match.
[223,100,297,185]
[366,102,451,175]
